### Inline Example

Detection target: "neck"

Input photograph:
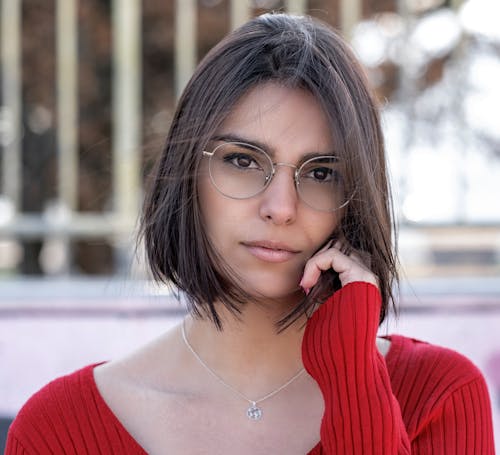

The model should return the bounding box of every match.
[183,296,307,399]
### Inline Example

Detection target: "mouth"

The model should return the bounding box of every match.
[241,240,300,263]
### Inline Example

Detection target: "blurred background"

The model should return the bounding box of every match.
[0,0,499,450]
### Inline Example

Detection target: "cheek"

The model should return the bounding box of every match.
[197,162,211,204]
[197,176,217,239]
[197,178,209,215]
[197,169,221,217]
[197,175,240,245]
[305,212,340,244]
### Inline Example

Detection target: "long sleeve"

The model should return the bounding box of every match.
[303,281,495,455]
[303,282,410,454]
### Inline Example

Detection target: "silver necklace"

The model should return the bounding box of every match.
[181,320,305,421]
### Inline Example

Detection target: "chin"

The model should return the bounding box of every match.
[244,277,303,302]
[229,260,305,302]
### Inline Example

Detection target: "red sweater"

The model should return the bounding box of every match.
[6,283,495,454]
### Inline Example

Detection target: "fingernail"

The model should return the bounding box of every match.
[301,286,311,296]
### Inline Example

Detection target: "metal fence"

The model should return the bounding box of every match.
[1,0,142,241]
[1,0,498,278]
[0,0,365,275]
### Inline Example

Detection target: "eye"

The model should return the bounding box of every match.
[307,166,333,182]
[299,157,342,185]
[223,152,261,170]
[303,166,342,184]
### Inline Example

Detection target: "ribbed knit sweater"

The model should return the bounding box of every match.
[303,282,494,454]
[6,282,495,454]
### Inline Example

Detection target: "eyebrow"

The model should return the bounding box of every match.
[211,133,338,162]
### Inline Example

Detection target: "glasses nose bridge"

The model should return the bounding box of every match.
[269,161,300,186]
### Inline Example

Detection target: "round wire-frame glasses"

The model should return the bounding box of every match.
[202,141,349,212]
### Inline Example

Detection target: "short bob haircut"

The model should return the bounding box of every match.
[141,13,398,329]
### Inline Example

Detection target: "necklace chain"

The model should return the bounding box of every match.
[181,319,305,420]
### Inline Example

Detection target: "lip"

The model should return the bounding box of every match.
[242,240,300,263]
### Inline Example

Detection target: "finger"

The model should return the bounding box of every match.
[300,246,378,290]
[300,247,352,289]
[317,238,334,254]
[333,236,351,255]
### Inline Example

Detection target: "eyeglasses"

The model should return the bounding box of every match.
[202,141,349,212]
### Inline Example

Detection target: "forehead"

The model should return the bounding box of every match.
[216,82,334,159]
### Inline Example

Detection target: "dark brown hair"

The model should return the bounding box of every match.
[140,13,398,329]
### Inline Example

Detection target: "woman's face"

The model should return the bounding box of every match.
[198,82,340,302]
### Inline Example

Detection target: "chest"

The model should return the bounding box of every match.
[108,379,324,454]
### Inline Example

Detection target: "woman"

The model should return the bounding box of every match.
[6,13,495,454]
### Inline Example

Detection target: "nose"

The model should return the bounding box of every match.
[258,165,298,225]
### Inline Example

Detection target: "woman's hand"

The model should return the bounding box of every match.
[299,241,378,294]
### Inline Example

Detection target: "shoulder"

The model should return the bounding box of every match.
[7,364,104,453]
[387,335,491,425]
[12,363,101,424]
[386,336,495,446]
[387,335,484,389]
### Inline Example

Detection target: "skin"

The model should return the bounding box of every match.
[93,83,389,454]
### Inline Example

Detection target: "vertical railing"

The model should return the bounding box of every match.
[55,0,78,273]
[112,0,142,270]
[230,0,251,29]
[1,0,22,212]
[175,0,197,98]
[285,0,307,15]
[56,0,78,214]
[112,0,142,224]
[340,0,362,39]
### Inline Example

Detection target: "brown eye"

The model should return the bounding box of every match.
[309,167,333,182]
[223,153,260,169]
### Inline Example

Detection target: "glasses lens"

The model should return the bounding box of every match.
[297,156,347,211]
[208,142,272,199]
